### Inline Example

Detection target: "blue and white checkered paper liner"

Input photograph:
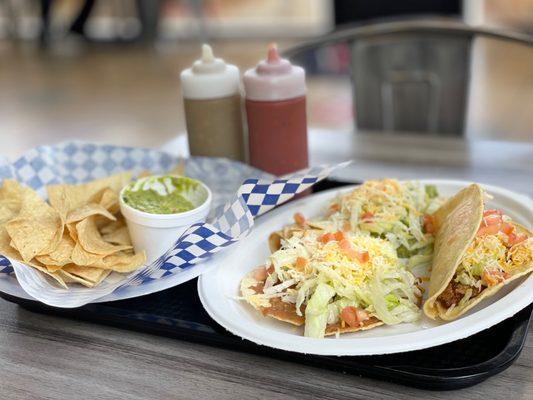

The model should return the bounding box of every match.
[0,141,345,307]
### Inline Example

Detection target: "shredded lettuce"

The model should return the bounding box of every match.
[304,283,336,338]
[425,184,438,199]
[320,180,443,265]
[246,180,443,338]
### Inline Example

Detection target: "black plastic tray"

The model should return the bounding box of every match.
[1,179,531,391]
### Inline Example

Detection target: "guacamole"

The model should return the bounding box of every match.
[122,176,200,214]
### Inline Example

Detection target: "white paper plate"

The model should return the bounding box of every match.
[198,180,533,356]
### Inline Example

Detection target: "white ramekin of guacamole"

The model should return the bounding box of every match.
[119,175,212,263]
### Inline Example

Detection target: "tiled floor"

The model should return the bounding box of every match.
[0,36,531,159]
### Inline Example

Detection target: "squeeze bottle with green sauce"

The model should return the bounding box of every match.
[180,44,245,161]
[244,43,308,175]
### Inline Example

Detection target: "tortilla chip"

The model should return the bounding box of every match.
[71,241,104,266]
[5,188,63,262]
[76,217,131,256]
[91,251,146,272]
[47,172,131,214]
[102,226,132,246]
[424,184,533,320]
[18,259,68,289]
[66,203,116,225]
[90,188,120,215]
[0,179,25,218]
[59,264,111,288]
[45,264,63,273]
[36,234,75,267]
[99,217,126,235]
[0,227,21,260]
[47,185,71,222]
[0,176,142,289]
[66,222,78,242]
[0,181,26,259]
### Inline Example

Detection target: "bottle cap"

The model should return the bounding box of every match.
[180,44,240,100]
[243,43,306,101]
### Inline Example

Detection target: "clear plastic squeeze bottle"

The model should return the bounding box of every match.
[180,44,245,161]
[244,43,308,175]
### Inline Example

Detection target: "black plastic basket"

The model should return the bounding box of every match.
[1,279,530,391]
[1,179,531,390]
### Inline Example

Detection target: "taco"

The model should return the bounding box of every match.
[241,230,421,338]
[424,184,533,320]
[268,212,325,253]
[268,179,444,274]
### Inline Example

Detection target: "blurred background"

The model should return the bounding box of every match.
[0,0,532,157]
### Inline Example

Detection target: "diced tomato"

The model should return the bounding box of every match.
[334,231,346,241]
[483,209,503,217]
[507,232,517,245]
[329,203,341,213]
[318,232,335,244]
[356,251,370,264]
[423,215,436,234]
[360,211,374,222]
[295,257,308,270]
[355,308,370,323]
[500,222,514,235]
[339,239,358,260]
[338,239,352,250]
[477,223,501,237]
[481,267,507,287]
[508,232,527,246]
[318,231,346,244]
[341,306,369,327]
[341,306,358,327]
[483,214,503,226]
[293,212,306,227]
[253,266,268,281]
[338,239,370,263]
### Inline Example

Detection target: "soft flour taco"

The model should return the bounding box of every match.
[241,230,421,338]
[424,184,533,320]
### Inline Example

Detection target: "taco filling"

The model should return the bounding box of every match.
[437,209,531,310]
[304,179,444,270]
[424,183,533,320]
[241,230,422,338]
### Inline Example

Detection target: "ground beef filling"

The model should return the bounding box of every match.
[437,280,484,309]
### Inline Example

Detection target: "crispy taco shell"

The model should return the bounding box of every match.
[424,184,533,320]
[241,270,382,334]
[268,225,304,253]
[268,223,324,253]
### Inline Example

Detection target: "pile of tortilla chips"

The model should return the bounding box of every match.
[0,172,146,288]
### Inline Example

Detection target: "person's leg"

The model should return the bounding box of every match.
[136,0,162,42]
[70,0,96,36]
[39,0,53,47]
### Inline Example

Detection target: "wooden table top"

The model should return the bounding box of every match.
[1,130,532,399]
[0,299,531,399]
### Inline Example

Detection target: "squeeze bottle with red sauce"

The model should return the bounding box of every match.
[244,44,308,175]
